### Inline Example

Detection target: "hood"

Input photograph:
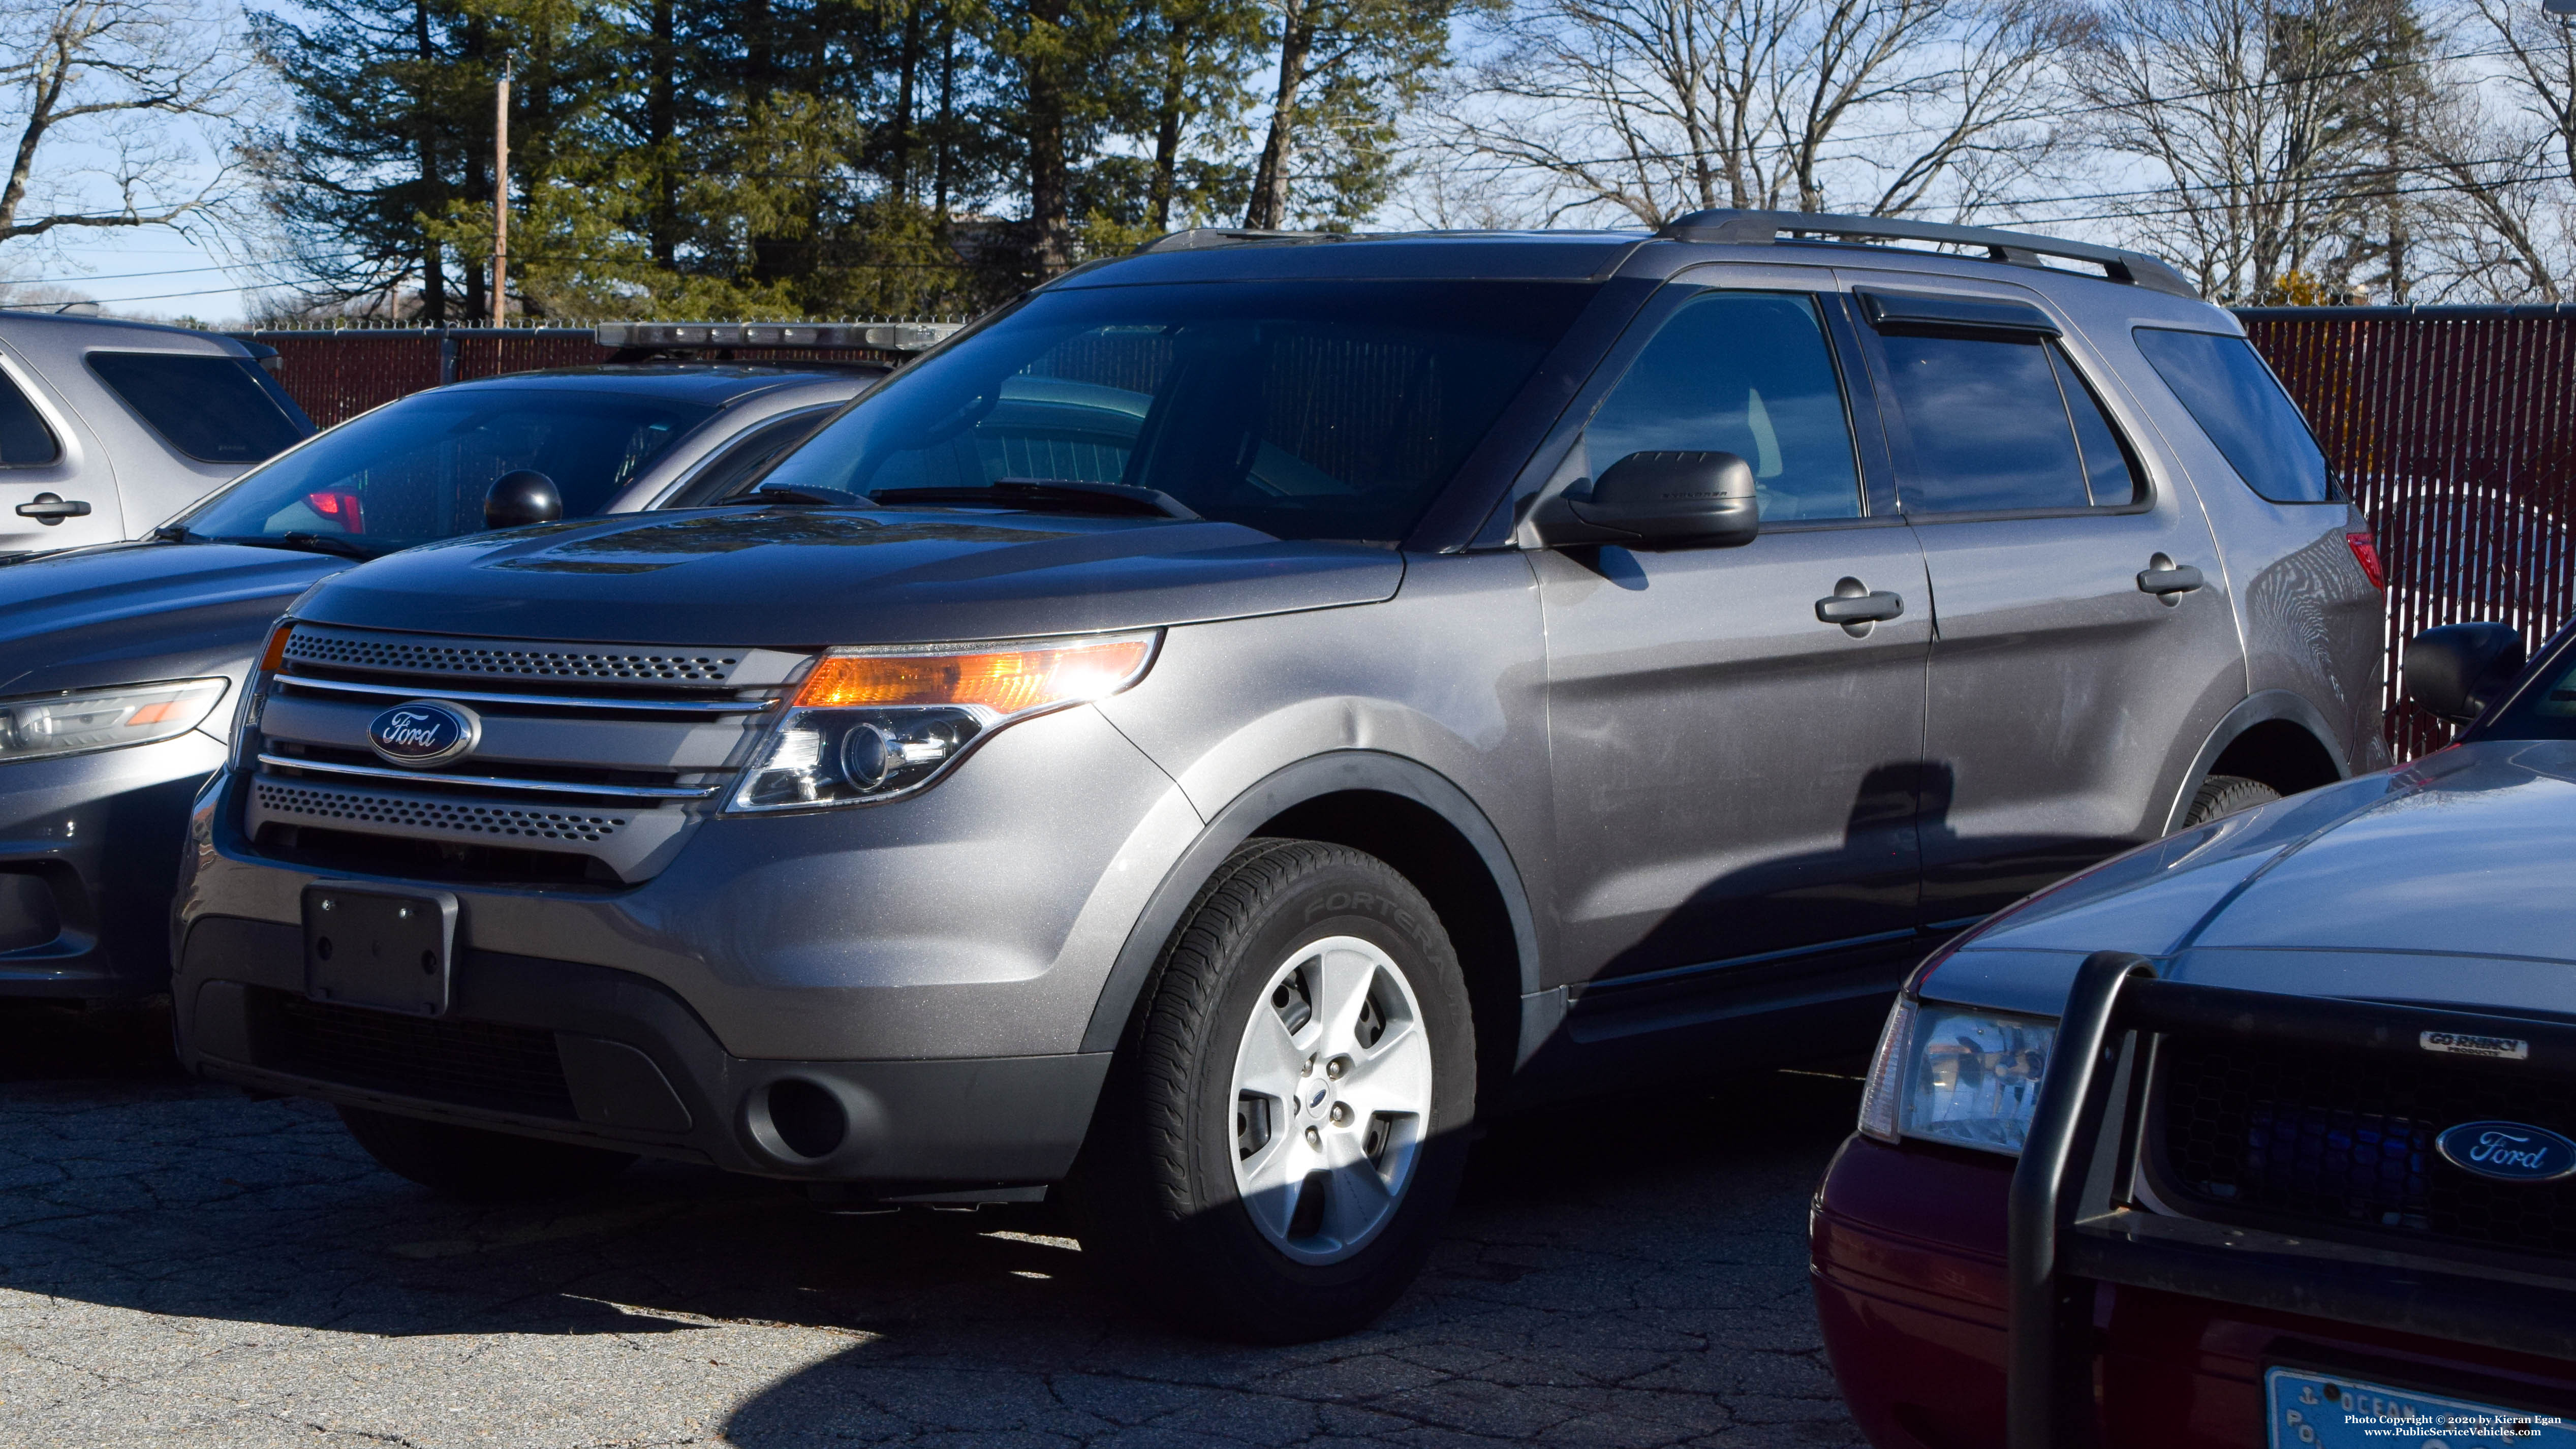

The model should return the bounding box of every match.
[0,542,344,696]
[1923,740,2576,1019]
[295,507,1407,645]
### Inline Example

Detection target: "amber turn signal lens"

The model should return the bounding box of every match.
[258,621,294,673]
[794,636,1153,714]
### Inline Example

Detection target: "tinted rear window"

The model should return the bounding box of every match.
[760,279,1600,544]
[1878,332,2089,512]
[86,351,307,464]
[0,368,59,466]
[1873,331,2142,514]
[2131,328,2336,503]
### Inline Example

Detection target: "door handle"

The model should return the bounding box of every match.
[1816,578,1905,636]
[2137,552,2203,604]
[15,493,90,525]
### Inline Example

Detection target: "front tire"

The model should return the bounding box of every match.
[337,1105,635,1200]
[1071,839,1476,1342]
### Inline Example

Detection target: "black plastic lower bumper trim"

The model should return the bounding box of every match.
[176,914,1111,1188]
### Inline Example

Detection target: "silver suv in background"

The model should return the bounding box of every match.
[0,307,315,559]
[174,212,2385,1341]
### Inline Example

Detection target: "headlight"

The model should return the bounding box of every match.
[1858,997,2057,1156]
[727,631,1158,812]
[0,677,230,763]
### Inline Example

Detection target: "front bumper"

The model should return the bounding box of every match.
[172,702,1208,1188]
[0,727,228,999]
[1815,1134,2576,1448]
[175,914,1109,1188]
[177,704,1202,1061]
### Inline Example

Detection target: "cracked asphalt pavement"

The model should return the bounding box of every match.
[0,1002,1869,1448]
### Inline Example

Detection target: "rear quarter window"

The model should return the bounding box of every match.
[85,351,308,465]
[2131,328,2337,504]
[0,367,60,466]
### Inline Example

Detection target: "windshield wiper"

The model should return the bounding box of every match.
[743,483,867,507]
[869,479,1200,520]
[204,532,389,561]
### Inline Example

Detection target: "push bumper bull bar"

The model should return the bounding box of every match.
[2005,952,2576,1448]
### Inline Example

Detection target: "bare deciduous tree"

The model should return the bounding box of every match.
[2391,0,2576,302]
[2073,0,2427,301]
[0,0,257,255]
[1433,0,2081,229]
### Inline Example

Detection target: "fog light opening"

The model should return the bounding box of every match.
[765,1078,849,1160]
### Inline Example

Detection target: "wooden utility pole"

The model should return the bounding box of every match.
[492,60,511,322]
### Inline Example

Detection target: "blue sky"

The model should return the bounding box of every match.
[1,229,261,326]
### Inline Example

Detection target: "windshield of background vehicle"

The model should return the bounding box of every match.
[2478,632,2576,742]
[753,279,1602,544]
[176,389,717,552]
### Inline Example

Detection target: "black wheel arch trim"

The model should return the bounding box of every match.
[1078,750,1542,1055]
[2160,688,2351,836]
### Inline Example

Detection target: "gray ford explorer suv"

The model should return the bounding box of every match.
[171,213,2385,1341]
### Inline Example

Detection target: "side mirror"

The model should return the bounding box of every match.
[484,470,563,530]
[2404,622,2525,723]
[1530,450,1759,550]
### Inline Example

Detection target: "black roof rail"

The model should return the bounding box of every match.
[1137,227,1351,253]
[1655,208,2199,300]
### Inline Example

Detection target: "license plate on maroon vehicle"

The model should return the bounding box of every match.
[2266,1366,2576,1446]
[302,884,456,1017]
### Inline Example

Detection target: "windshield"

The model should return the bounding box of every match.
[177,388,716,553]
[2477,633,2576,742]
[754,279,1600,544]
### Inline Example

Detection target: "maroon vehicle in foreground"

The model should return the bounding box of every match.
[1813,622,2576,1448]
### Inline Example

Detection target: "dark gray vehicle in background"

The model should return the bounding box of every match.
[171,212,2384,1341]
[0,362,878,1002]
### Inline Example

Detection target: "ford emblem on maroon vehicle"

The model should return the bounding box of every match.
[366,700,479,768]
[2434,1120,2576,1182]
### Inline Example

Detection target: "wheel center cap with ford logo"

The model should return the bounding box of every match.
[2434,1120,2576,1182]
[367,700,480,767]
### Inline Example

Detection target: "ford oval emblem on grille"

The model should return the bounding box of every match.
[366,700,480,767]
[2435,1120,2576,1182]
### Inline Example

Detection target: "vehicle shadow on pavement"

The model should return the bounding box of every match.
[0,997,1868,1447]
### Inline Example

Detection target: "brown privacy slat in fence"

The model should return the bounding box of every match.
[250,329,903,427]
[2243,307,2576,760]
[259,332,453,427]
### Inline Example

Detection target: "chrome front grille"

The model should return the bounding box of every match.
[247,625,805,882]
[284,625,747,686]
[253,781,631,843]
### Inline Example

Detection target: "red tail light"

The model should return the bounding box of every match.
[2346,530,2385,590]
[305,491,366,534]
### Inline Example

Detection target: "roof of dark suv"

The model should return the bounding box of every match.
[438,362,887,405]
[1067,212,2198,299]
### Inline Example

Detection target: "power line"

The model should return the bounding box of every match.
[1988,165,2576,230]
[1444,40,2541,177]
[0,250,371,287]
